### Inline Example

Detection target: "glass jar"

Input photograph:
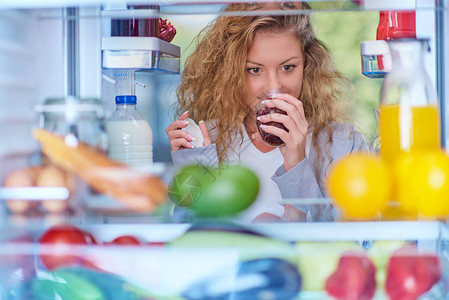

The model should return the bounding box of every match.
[110,5,159,37]
[36,97,108,215]
[255,89,289,147]
[379,38,440,164]
[38,97,108,152]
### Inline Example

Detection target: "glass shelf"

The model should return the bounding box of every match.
[1,219,449,244]
[101,37,180,73]
[83,221,449,244]
[0,0,444,13]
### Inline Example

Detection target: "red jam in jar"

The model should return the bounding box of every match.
[255,90,289,147]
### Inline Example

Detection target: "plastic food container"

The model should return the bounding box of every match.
[361,40,392,78]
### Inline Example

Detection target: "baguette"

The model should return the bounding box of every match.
[33,128,167,212]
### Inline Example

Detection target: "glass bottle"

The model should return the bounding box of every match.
[106,95,153,168]
[379,38,440,164]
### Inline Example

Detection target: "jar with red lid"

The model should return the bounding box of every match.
[111,5,159,37]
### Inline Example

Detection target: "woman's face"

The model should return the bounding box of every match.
[245,31,305,110]
[245,1,303,11]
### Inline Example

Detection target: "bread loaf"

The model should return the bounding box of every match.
[33,128,167,212]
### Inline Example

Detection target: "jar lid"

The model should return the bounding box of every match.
[116,95,137,104]
[35,97,103,114]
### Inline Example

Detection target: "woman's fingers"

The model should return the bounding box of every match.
[178,111,189,120]
[257,113,307,137]
[165,112,212,150]
[259,95,308,172]
[259,124,292,145]
[271,94,306,123]
[198,120,211,146]
[165,111,196,151]
[165,119,189,134]
[165,119,192,143]
[263,99,303,128]
[257,113,294,130]
[170,138,194,151]
[168,128,195,141]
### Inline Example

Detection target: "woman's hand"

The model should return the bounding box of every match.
[251,212,281,223]
[281,204,307,222]
[257,93,308,172]
[165,112,211,151]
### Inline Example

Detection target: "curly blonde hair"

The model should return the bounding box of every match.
[176,4,350,167]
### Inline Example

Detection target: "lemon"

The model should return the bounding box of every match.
[326,152,392,220]
[395,151,449,218]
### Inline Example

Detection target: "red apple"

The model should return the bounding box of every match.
[325,251,376,300]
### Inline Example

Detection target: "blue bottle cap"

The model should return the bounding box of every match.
[115,95,137,104]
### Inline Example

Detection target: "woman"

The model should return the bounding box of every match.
[165,3,368,222]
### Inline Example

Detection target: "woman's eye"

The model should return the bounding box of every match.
[280,2,297,9]
[283,65,295,72]
[247,67,261,75]
[246,2,261,9]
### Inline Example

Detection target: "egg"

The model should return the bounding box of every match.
[3,166,41,214]
[183,118,205,147]
[3,166,39,187]
[5,200,33,215]
[36,165,70,214]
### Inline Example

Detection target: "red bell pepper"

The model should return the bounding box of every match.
[385,245,441,300]
[325,251,377,300]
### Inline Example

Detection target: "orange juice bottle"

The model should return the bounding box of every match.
[379,38,440,164]
[379,104,440,163]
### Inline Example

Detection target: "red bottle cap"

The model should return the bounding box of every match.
[377,10,416,41]
[376,10,416,70]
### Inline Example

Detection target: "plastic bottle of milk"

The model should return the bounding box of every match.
[106,95,153,167]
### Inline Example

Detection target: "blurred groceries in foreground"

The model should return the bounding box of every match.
[1,222,443,300]
[326,150,449,221]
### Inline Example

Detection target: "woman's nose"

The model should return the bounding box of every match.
[266,72,283,91]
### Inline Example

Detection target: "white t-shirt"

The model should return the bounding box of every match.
[227,129,285,222]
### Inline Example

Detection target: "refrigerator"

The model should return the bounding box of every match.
[0,0,448,299]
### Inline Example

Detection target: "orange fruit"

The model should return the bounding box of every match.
[395,151,449,218]
[326,152,392,220]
